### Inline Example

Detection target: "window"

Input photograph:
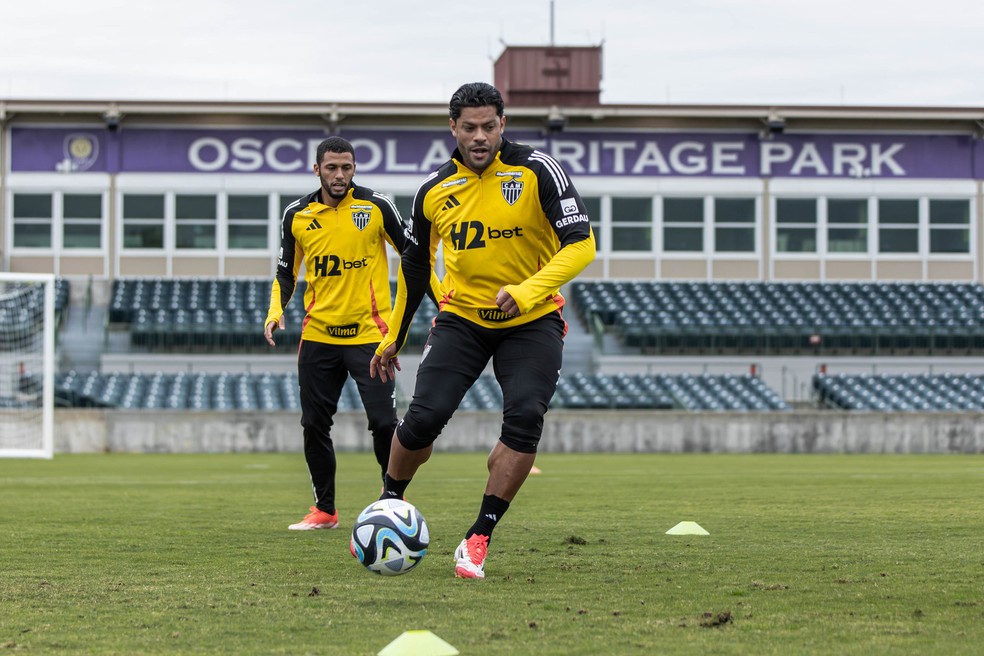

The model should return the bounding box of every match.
[775,198,817,253]
[663,197,703,252]
[714,198,755,252]
[227,194,268,250]
[123,194,165,249]
[391,194,415,226]
[827,198,868,253]
[11,191,102,251]
[877,199,918,254]
[175,194,216,249]
[929,199,970,253]
[12,193,53,248]
[582,196,602,250]
[276,193,305,226]
[63,193,102,249]
[611,197,651,251]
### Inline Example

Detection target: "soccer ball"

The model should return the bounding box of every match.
[350,498,429,576]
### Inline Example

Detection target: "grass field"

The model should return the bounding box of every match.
[1,452,983,655]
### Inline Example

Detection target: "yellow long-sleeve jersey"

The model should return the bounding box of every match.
[381,138,596,354]
[266,184,410,345]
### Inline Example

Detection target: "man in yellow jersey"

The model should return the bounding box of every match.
[370,83,596,578]
[265,136,438,531]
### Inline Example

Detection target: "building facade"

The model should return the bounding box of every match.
[2,99,983,287]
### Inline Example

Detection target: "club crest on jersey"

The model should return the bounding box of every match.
[351,210,371,231]
[501,178,524,205]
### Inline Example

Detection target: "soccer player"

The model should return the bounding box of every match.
[370,82,596,578]
[265,136,438,531]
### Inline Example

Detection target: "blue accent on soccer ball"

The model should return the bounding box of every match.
[350,499,429,576]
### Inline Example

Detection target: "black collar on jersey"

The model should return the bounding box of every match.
[451,137,514,168]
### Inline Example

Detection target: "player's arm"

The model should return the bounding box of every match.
[371,187,439,381]
[382,200,436,355]
[502,161,596,314]
[378,192,442,309]
[264,205,303,345]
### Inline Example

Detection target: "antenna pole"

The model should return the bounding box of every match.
[550,0,555,45]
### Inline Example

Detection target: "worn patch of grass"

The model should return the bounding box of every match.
[1,453,983,655]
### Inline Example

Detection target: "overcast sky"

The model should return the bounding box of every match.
[1,0,982,107]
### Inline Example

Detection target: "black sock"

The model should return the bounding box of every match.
[466,494,510,542]
[380,474,411,501]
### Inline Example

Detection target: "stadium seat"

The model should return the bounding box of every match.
[572,280,984,356]
[814,373,984,411]
[56,368,795,413]
[109,276,439,353]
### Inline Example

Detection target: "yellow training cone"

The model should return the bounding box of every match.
[665,521,710,536]
[378,630,459,656]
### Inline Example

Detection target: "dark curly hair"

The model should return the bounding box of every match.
[448,82,505,121]
[315,136,355,165]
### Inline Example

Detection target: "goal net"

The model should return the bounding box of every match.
[0,273,55,458]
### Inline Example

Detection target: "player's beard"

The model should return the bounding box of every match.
[322,180,349,201]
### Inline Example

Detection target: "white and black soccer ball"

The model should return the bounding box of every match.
[350,499,428,576]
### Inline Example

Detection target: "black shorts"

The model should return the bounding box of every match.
[297,340,396,436]
[396,311,566,453]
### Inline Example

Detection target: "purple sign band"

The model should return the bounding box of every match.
[10,126,981,179]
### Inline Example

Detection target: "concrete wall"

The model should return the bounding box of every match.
[54,409,984,455]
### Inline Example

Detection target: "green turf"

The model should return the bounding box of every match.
[1,452,983,655]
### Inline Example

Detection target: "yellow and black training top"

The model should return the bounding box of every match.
[380,137,596,354]
[266,184,410,345]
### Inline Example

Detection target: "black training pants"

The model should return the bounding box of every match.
[297,340,396,513]
[396,311,565,453]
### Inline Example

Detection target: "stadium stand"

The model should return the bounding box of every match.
[56,370,306,411]
[110,278,435,352]
[571,280,984,356]
[53,371,791,412]
[47,276,983,416]
[0,278,70,350]
[109,277,984,361]
[813,373,984,411]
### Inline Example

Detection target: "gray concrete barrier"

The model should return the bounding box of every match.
[53,409,984,454]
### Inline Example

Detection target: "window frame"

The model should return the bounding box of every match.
[824,197,871,255]
[225,193,272,252]
[9,189,107,254]
[61,192,105,250]
[609,195,654,253]
[120,191,169,252]
[928,197,972,256]
[174,192,219,251]
[712,196,757,254]
[774,196,819,255]
[661,195,706,254]
[876,197,920,255]
[10,191,55,250]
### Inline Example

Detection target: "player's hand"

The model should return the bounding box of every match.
[264,316,285,347]
[496,287,520,317]
[370,344,401,383]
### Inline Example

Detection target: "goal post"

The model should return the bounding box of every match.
[0,272,55,459]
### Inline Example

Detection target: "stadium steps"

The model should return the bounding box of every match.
[560,284,595,374]
[57,302,107,373]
